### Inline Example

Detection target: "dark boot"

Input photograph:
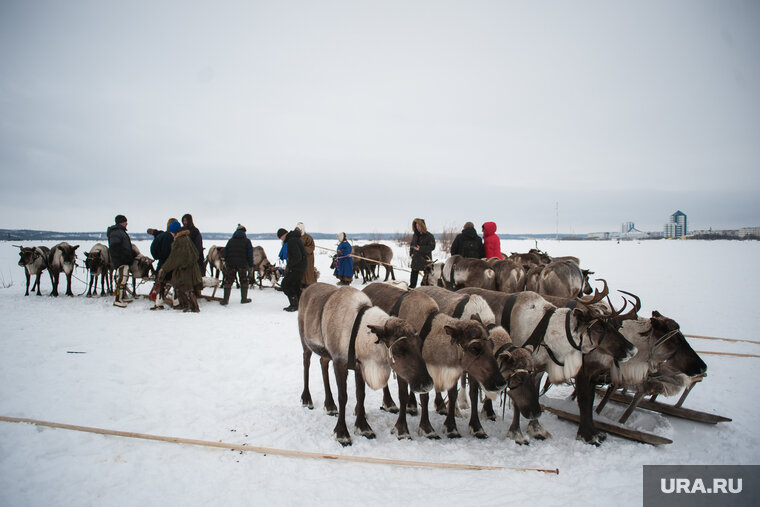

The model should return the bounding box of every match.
[220,287,231,306]
[240,284,251,304]
[283,295,297,312]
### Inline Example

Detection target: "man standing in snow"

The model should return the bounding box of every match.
[278,227,306,312]
[450,221,485,259]
[107,214,135,308]
[221,224,253,305]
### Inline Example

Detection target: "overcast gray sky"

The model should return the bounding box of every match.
[1,0,758,235]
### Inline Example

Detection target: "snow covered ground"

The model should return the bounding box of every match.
[0,238,758,507]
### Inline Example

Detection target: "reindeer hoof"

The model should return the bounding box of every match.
[392,427,412,440]
[380,403,399,414]
[470,428,488,439]
[418,427,440,440]
[445,428,461,439]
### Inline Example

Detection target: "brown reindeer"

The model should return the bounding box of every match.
[362,282,506,439]
[48,242,79,297]
[83,243,113,296]
[459,286,637,444]
[537,259,593,298]
[491,259,527,293]
[354,243,395,283]
[17,245,50,296]
[253,246,280,289]
[205,245,225,280]
[298,283,433,446]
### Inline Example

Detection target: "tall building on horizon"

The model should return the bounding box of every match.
[664,210,687,238]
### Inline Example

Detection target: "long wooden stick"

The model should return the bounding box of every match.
[695,350,760,359]
[684,334,760,345]
[0,415,558,474]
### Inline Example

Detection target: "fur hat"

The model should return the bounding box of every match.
[168,221,181,234]
[296,222,305,233]
[237,224,246,232]
[115,214,127,224]
[277,228,288,239]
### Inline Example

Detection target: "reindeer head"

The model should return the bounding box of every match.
[367,318,433,394]
[444,319,506,394]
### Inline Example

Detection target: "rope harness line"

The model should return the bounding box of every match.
[0,415,559,474]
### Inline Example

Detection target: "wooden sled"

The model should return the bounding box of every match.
[540,403,673,446]
[594,376,731,425]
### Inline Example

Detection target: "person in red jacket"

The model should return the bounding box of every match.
[482,221,503,260]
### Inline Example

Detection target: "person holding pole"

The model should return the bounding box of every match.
[333,232,353,285]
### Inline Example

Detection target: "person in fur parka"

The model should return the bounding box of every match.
[409,218,435,288]
[158,227,203,312]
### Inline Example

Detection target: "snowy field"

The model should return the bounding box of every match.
[0,238,758,507]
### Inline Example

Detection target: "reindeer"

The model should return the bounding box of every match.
[83,243,113,296]
[48,242,79,297]
[16,245,50,296]
[128,244,155,296]
[362,282,507,439]
[253,246,280,289]
[205,246,225,280]
[298,283,433,446]
[460,286,637,445]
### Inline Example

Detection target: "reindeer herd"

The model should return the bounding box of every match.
[15,242,282,298]
[298,248,707,447]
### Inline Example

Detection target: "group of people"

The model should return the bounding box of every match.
[407,218,503,288]
[107,213,204,311]
[106,213,503,313]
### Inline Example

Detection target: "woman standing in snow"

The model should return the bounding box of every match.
[482,221,503,260]
[333,232,353,285]
[409,218,435,288]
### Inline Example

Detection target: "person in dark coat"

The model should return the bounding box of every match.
[107,214,135,308]
[409,218,435,288]
[450,221,485,259]
[221,224,253,305]
[182,213,205,275]
[333,232,353,285]
[156,227,203,312]
[277,227,307,312]
[148,219,180,274]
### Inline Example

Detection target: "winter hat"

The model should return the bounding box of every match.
[168,221,181,234]
[296,222,305,233]
[237,224,246,232]
[166,217,179,229]
[464,221,474,229]
[277,228,288,239]
[337,232,346,242]
[115,215,127,224]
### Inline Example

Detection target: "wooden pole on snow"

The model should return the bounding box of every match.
[0,415,559,474]
[684,334,760,345]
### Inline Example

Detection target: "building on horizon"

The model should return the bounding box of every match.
[664,210,687,238]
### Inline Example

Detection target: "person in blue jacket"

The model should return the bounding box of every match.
[333,232,354,285]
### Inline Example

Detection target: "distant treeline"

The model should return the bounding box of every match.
[1,229,583,243]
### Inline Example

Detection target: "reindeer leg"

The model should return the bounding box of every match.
[406,390,418,416]
[300,348,314,409]
[392,379,411,439]
[443,386,461,438]
[353,368,375,439]
[507,405,529,445]
[331,361,351,446]
[468,381,487,439]
[482,398,496,421]
[380,385,399,414]
[50,272,59,297]
[65,273,73,296]
[321,356,338,416]
[434,391,447,415]
[24,271,31,296]
[417,393,439,439]
[575,360,604,445]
